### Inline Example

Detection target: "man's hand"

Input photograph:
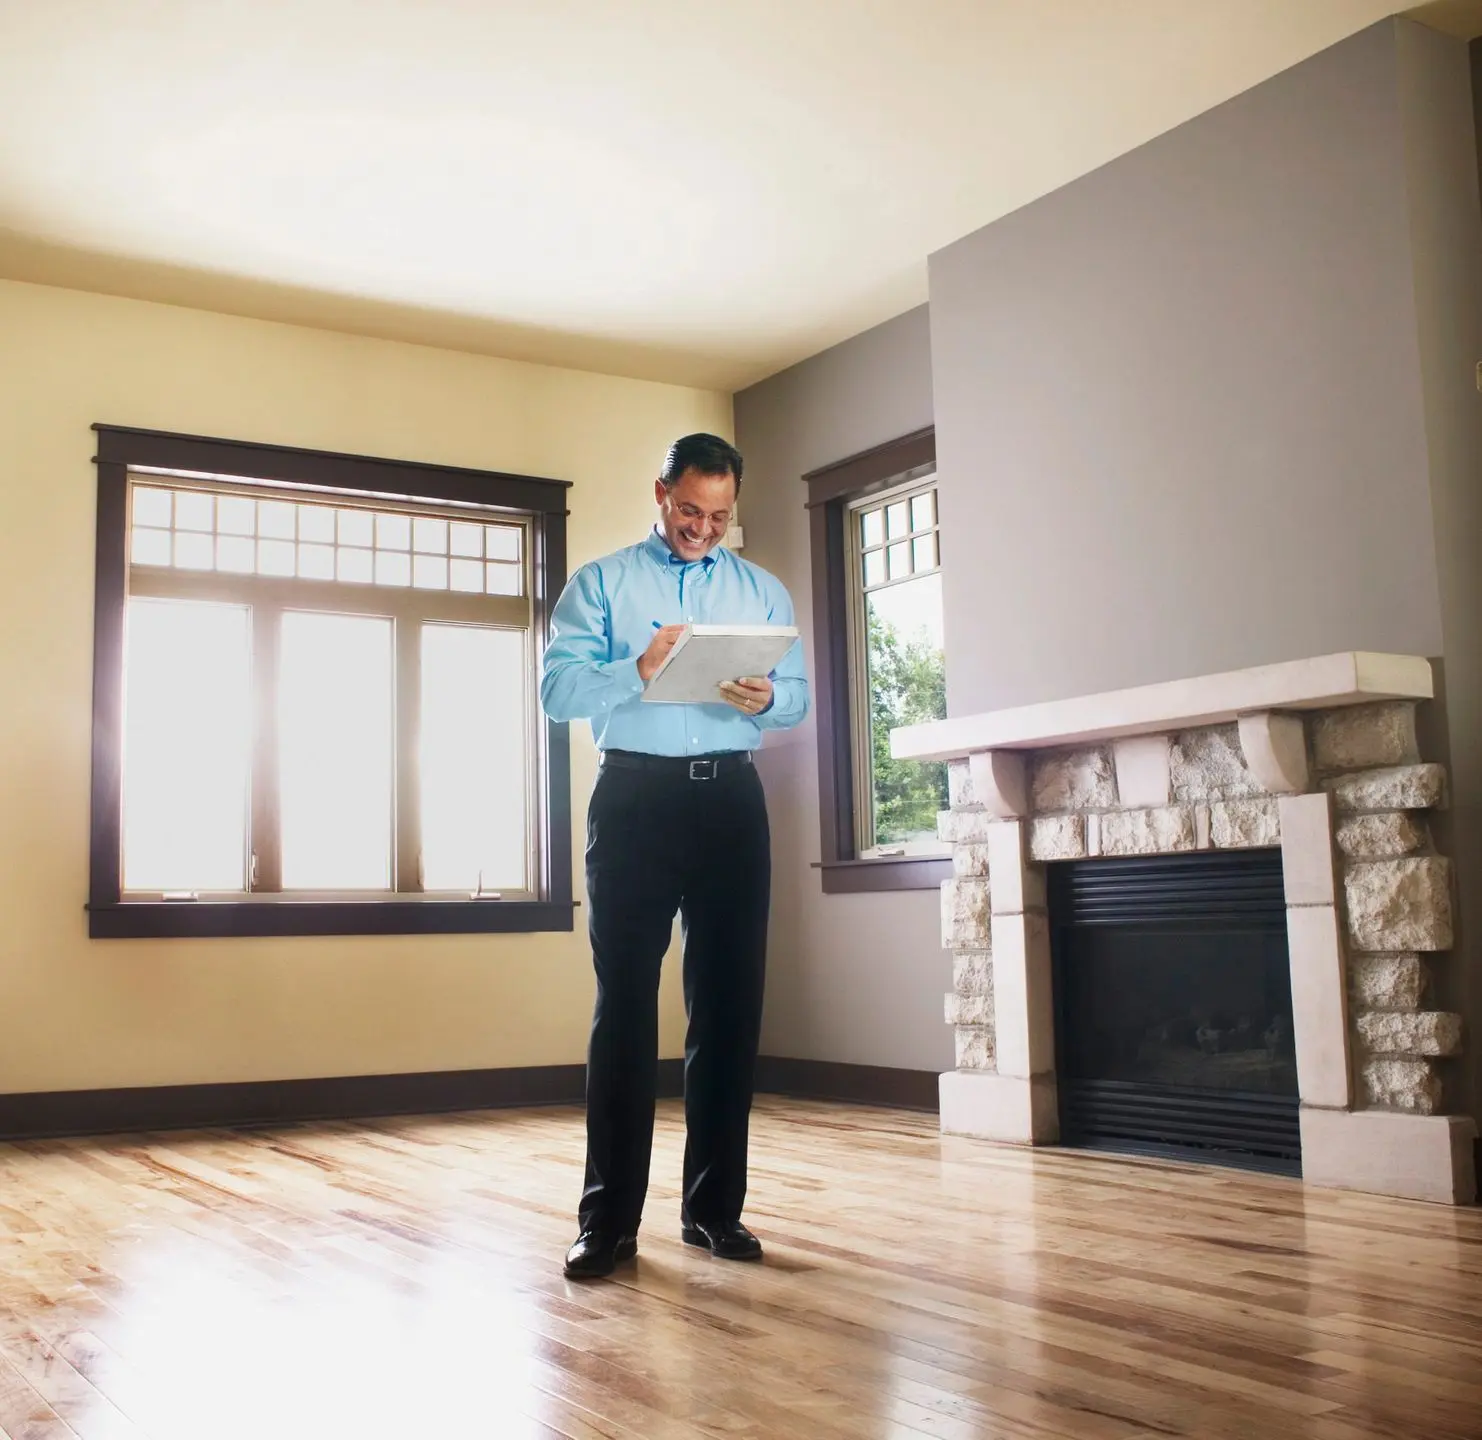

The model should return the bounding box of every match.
[719,676,773,717]
[637,625,686,683]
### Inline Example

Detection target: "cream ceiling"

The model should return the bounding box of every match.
[0,1,1447,389]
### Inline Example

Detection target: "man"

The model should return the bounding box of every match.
[541,433,808,1280]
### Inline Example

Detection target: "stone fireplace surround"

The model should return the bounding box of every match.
[892,653,1477,1206]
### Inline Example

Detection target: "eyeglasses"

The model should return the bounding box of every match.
[670,499,732,530]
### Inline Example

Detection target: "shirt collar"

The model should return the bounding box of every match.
[644,526,722,571]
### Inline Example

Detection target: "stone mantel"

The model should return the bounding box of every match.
[891,653,1476,1207]
[891,652,1433,761]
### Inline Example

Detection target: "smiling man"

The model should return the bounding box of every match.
[540,433,809,1279]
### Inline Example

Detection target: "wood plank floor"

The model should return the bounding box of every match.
[0,1097,1478,1439]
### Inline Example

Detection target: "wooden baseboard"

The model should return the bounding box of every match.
[0,1056,938,1142]
[755,1057,940,1112]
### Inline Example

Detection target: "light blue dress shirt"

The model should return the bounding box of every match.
[540,529,809,756]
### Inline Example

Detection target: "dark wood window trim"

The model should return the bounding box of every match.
[89,424,574,939]
[803,426,950,895]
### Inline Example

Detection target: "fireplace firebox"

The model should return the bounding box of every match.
[1049,850,1300,1174]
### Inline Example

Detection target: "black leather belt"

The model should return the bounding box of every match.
[600,749,754,781]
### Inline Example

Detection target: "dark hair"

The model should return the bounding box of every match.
[660,433,743,492]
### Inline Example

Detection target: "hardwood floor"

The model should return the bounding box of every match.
[0,1097,1478,1439]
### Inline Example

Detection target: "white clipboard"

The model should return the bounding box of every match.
[640,624,799,705]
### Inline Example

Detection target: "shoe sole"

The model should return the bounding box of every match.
[563,1236,638,1280]
[680,1226,763,1261]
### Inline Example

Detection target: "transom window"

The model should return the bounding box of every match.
[89,426,573,938]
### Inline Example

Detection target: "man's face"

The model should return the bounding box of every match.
[655,467,737,563]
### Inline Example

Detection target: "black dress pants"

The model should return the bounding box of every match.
[578,754,770,1236]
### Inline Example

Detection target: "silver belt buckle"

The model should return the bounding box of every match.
[689,758,718,780]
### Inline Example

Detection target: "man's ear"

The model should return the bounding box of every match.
[654,478,667,506]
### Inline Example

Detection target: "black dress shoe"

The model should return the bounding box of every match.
[563,1229,638,1279]
[680,1218,763,1261]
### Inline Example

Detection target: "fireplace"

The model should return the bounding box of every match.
[1049,851,1300,1174]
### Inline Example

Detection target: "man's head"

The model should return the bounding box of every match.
[654,433,743,563]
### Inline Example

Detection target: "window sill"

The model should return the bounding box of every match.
[811,856,951,895]
[88,899,577,940]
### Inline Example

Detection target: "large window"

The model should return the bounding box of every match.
[89,426,572,938]
[804,428,950,894]
[846,477,948,856]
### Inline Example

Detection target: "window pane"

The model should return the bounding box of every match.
[863,549,886,589]
[864,573,948,852]
[338,509,373,547]
[217,495,256,536]
[413,517,448,554]
[338,547,374,584]
[174,531,215,570]
[484,526,520,562]
[450,522,483,558]
[298,543,336,580]
[413,554,449,590]
[485,562,521,596]
[131,527,172,567]
[122,598,250,891]
[420,625,528,891]
[887,541,912,581]
[132,487,172,528]
[886,502,909,539]
[298,504,335,544]
[375,550,411,587]
[450,557,483,593]
[217,535,255,573]
[913,533,938,572]
[279,612,393,890]
[259,501,296,540]
[258,538,296,576]
[376,513,410,551]
[174,491,214,533]
[860,508,884,550]
[911,492,935,532]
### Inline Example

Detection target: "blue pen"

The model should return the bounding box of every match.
[652,620,662,629]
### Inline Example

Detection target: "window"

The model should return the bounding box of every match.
[846,478,948,857]
[89,426,573,938]
[804,428,951,894]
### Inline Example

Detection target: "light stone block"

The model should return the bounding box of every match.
[1278,793,1338,907]
[1345,857,1453,952]
[1334,812,1428,860]
[1359,1057,1443,1115]
[940,877,992,951]
[1112,735,1171,809]
[1195,802,1212,849]
[990,910,1055,1079]
[1099,806,1195,856]
[1311,702,1420,773]
[1028,815,1086,862]
[954,1026,996,1070]
[1170,725,1261,801]
[945,992,993,1027]
[1356,1010,1462,1057]
[1031,747,1115,814]
[938,808,996,845]
[948,759,975,810]
[952,844,992,877]
[1349,953,1426,1010]
[1300,1108,1476,1205]
[969,749,1030,819]
[939,1070,1059,1144]
[1284,905,1353,1109]
[987,822,1045,915]
[1237,712,1310,795]
[953,951,993,997]
[1210,798,1280,849]
[1324,765,1447,814]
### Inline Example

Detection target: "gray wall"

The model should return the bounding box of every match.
[929,20,1444,717]
[1399,23,1482,1126]
[736,306,953,1072]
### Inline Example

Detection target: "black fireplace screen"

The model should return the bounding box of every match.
[1049,850,1301,1174]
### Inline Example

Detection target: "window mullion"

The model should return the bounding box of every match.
[394,618,422,894]
[251,604,283,892]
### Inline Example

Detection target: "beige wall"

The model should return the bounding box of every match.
[0,277,730,1094]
